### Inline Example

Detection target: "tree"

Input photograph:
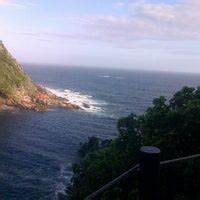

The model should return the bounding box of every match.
[67,87,200,200]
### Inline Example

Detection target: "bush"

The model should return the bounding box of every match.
[67,87,200,200]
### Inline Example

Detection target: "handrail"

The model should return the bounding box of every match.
[85,164,139,200]
[160,154,200,166]
[84,153,200,200]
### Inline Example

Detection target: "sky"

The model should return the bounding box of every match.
[1,0,200,73]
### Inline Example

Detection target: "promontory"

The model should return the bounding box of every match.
[0,41,79,111]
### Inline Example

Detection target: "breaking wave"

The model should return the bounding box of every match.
[46,87,106,113]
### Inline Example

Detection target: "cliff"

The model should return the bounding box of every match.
[0,41,79,111]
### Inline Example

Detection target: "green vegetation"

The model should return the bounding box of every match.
[67,86,200,200]
[0,42,35,98]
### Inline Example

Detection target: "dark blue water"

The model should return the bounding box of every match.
[0,65,200,199]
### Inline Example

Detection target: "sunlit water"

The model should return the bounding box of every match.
[0,65,200,199]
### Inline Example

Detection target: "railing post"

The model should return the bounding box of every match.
[139,146,161,200]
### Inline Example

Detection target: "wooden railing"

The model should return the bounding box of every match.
[85,146,200,200]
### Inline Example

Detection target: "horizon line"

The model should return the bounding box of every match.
[21,62,200,76]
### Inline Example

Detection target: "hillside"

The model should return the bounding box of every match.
[0,40,37,98]
[0,41,79,111]
[67,87,200,200]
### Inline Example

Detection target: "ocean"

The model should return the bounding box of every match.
[0,65,200,200]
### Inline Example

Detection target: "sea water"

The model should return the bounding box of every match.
[0,65,200,199]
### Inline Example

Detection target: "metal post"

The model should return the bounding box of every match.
[139,146,161,200]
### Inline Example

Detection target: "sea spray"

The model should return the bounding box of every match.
[46,87,106,113]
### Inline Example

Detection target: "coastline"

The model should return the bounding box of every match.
[0,41,80,112]
[0,85,80,112]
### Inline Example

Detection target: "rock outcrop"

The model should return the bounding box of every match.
[0,41,79,111]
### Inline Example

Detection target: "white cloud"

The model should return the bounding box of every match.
[0,0,35,8]
[6,0,200,51]
[58,0,200,45]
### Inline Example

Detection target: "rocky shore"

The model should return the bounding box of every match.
[0,41,80,112]
[0,85,80,112]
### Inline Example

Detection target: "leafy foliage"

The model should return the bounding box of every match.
[0,42,36,98]
[67,87,200,200]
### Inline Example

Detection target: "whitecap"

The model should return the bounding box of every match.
[98,75,110,78]
[46,87,106,113]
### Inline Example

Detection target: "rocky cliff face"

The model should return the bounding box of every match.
[0,41,79,111]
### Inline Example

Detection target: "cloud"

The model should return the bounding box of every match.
[7,0,200,51]
[56,0,200,46]
[0,0,35,8]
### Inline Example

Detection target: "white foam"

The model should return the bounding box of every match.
[54,164,73,199]
[98,75,110,78]
[46,87,105,113]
